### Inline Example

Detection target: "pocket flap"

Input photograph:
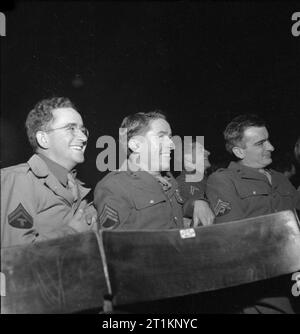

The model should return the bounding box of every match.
[133,193,166,210]
[235,183,270,199]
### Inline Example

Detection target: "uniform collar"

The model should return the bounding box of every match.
[27,154,51,178]
[134,170,177,197]
[37,153,70,186]
[27,154,90,203]
[228,161,271,181]
[120,159,176,195]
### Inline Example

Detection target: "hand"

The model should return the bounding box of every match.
[68,200,97,233]
[84,202,98,231]
[183,217,192,228]
[193,200,215,227]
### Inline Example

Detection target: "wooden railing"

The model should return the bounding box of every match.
[1,210,300,313]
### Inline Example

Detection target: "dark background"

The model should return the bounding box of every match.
[1,1,299,189]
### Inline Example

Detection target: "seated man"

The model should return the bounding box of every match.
[94,111,214,230]
[206,114,300,313]
[1,97,96,248]
[176,138,212,227]
[206,115,299,223]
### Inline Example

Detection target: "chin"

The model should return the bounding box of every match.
[265,157,272,165]
[160,164,170,172]
[75,156,85,164]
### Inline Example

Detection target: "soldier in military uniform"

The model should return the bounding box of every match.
[1,97,97,248]
[206,114,300,313]
[94,111,214,230]
[206,115,300,223]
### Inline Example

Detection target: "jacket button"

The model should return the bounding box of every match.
[253,191,256,195]
[150,200,154,204]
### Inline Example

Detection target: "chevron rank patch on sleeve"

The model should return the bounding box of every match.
[8,203,33,229]
[98,204,120,229]
[214,199,231,217]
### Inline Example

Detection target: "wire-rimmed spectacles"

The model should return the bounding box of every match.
[44,123,89,138]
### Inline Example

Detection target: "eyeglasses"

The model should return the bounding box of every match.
[45,123,89,138]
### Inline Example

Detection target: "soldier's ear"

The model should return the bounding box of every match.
[232,146,245,159]
[128,136,142,153]
[36,131,50,149]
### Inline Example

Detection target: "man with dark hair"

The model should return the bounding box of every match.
[223,114,266,155]
[206,114,300,313]
[94,111,214,230]
[1,97,96,247]
[206,114,299,223]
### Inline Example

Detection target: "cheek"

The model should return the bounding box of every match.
[260,148,268,156]
[149,139,160,152]
[247,149,260,160]
[161,139,171,150]
[257,150,265,158]
[54,137,71,151]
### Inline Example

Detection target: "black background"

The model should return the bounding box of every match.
[1,1,299,189]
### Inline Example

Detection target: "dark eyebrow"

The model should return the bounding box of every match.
[65,122,82,127]
[60,122,76,126]
[255,138,268,145]
[157,130,171,135]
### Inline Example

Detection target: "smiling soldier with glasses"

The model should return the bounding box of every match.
[1,97,97,248]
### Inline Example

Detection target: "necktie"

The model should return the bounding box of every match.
[259,169,272,185]
[67,173,79,201]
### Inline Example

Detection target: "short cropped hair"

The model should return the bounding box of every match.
[119,111,166,156]
[224,114,266,154]
[295,137,300,163]
[25,97,75,150]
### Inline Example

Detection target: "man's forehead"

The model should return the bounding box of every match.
[147,118,171,134]
[52,107,82,123]
[243,126,268,141]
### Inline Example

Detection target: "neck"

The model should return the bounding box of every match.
[37,150,74,171]
[239,160,264,170]
[128,155,161,176]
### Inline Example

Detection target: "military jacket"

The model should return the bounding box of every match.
[206,161,300,224]
[94,170,185,230]
[1,154,90,247]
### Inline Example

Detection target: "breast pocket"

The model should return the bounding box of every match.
[276,186,295,203]
[276,186,294,197]
[132,192,167,210]
[235,183,270,199]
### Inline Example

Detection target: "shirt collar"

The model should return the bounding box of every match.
[228,161,271,179]
[120,159,176,190]
[38,153,70,186]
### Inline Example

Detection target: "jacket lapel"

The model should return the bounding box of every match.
[28,154,80,206]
